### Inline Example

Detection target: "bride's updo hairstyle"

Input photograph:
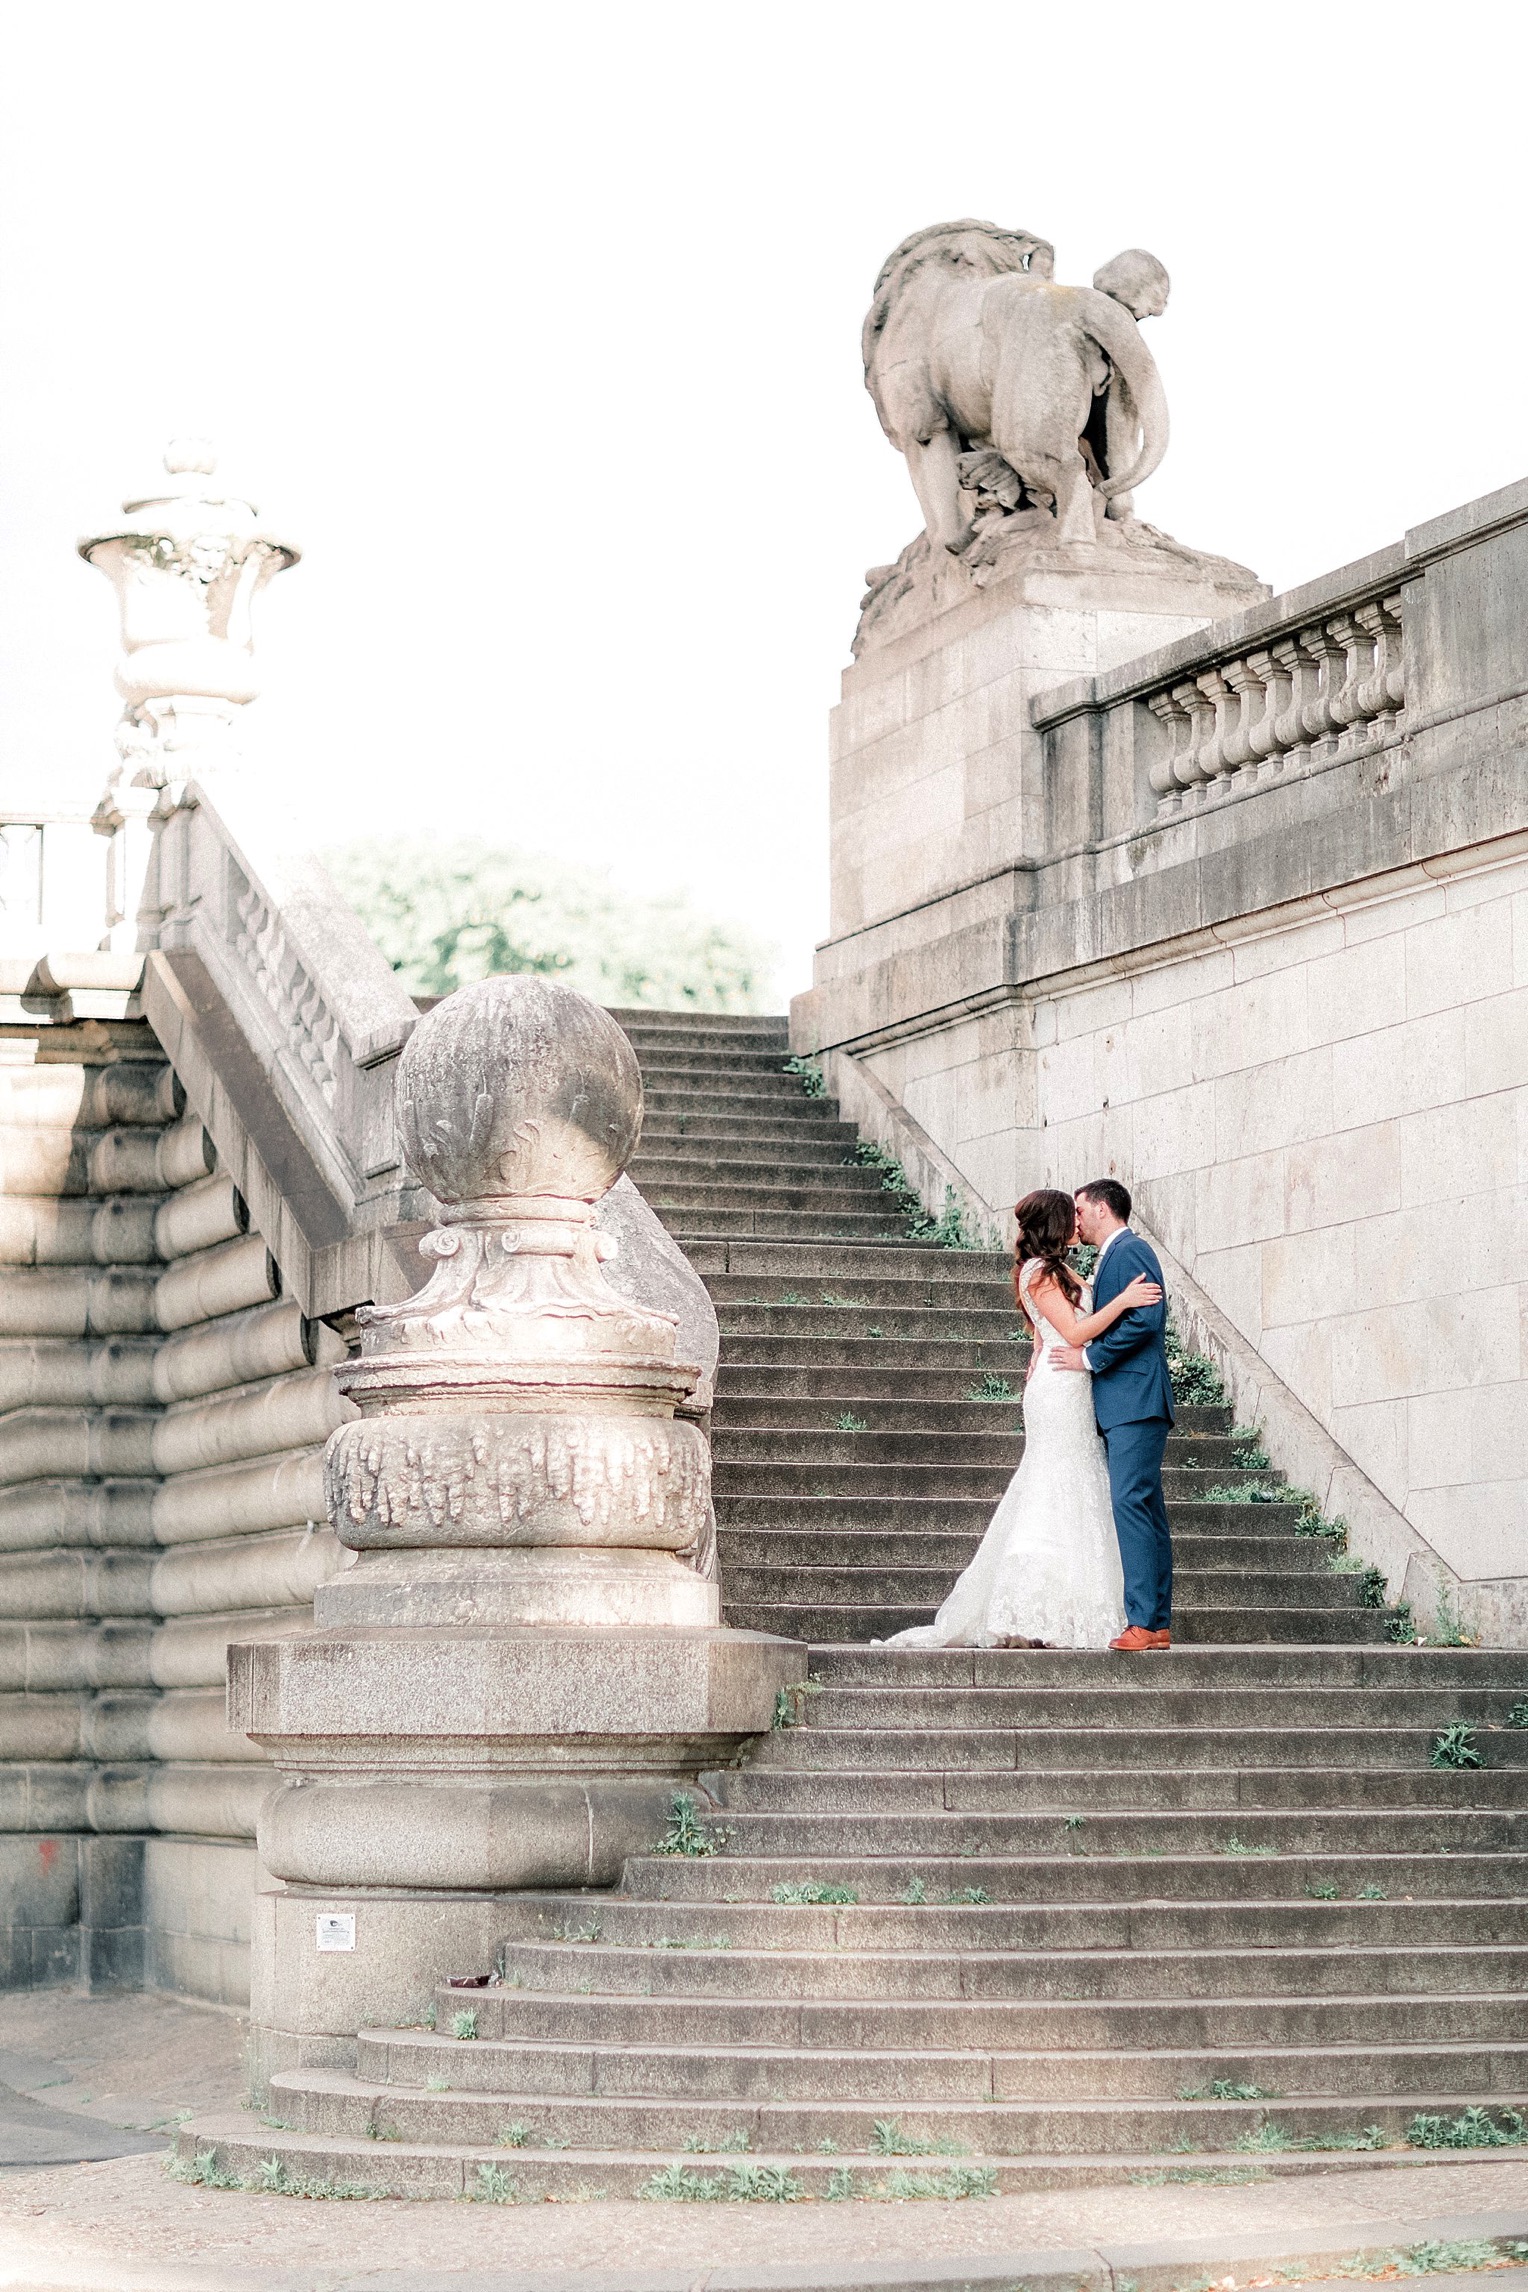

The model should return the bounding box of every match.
[1013,1188,1083,1312]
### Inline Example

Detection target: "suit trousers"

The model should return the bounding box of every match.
[1102,1415,1173,1629]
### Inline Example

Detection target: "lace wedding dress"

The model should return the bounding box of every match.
[882,1261,1126,1649]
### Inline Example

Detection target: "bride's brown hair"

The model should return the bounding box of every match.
[1013,1188,1082,1313]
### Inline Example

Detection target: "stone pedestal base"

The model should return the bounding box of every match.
[231,1622,804,2094]
[248,1879,512,2093]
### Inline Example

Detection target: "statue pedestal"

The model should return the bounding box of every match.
[233,1623,798,2087]
[793,539,1267,1224]
[830,540,1266,945]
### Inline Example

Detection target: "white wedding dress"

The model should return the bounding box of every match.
[882,1261,1127,1649]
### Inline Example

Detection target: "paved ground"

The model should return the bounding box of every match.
[1,1993,1527,2291]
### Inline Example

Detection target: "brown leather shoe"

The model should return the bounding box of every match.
[1108,1625,1159,1652]
[1151,1630,1172,1648]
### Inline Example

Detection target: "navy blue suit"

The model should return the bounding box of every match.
[1084,1230,1175,1631]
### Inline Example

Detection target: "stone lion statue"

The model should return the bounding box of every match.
[863,220,1170,552]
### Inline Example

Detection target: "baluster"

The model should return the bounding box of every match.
[1381,593,1405,714]
[1220,656,1264,781]
[1245,648,1289,780]
[1146,689,1191,814]
[1270,637,1312,774]
[1172,678,1215,799]
[1195,668,1237,797]
[1326,613,1373,750]
[1352,601,1390,728]
[1297,624,1344,762]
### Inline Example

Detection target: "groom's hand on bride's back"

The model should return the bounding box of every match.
[1052,1345,1089,1372]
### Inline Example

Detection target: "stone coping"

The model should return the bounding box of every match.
[1031,469,1528,729]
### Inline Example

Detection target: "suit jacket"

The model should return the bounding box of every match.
[1085,1229,1175,1429]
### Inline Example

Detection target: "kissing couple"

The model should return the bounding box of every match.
[886,1178,1176,1653]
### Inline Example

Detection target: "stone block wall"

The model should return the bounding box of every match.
[863,845,1527,1620]
[0,1016,352,2000]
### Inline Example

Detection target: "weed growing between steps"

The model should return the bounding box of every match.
[1408,2104,1527,2146]
[1180,2079,1278,2100]
[772,1679,822,1728]
[1429,1722,1486,1768]
[1188,2237,1528,2269]
[770,1879,859,1903]
[1128,2166,1270,2185]
[1235,2118,1388,2152]
[870,2118,970,2156]
[783,1056,826,1098]
[1166,1322,1229,1405]
[165,2150,387,2200]
[654,1793,731,1856]
[846,1140,994,1247]
[639,2159,996,2202]
[640,2162,802,2201]
[967,1372,1016,1400]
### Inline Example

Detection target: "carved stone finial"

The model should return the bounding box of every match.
[397,974,642,1212]
[320,975,713,1628]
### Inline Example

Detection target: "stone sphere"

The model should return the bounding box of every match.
[397,974,642,1207]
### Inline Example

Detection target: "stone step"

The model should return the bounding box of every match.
[724,1602,1397,1643]
[718,1532,1334,1573]
[715,1403,1240,1453]
[802,1644,1527,1686]
[719,1565,1371,1614]
[717,1355,1041,1388]
[493,1932,1528,2005]
[716,1494,1273,1531]
[622,1847,1528,1904]
[797,1684,1528,1727]
[269,2059,1528,2156]
[693,1804,1523,1855]
[450,1982,1528,2053]
[641,1079,832,1113]
[740,1724,1528,1773]
[641,1115,859,1146]
[647,1178,898,1216]
[608,1008,789,1040]
[707,1766,1528,1813]
[693,1241,1013,1284]
[624,1049,805,1079]
[633,1146,863,1182]
[661,1208,916,1242]
[713,1466,1293,1506]
[496,1889,1528,1956]
[169,2108,1528,2201]
[716,1303,1022,1334]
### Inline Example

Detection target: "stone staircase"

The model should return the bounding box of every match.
[176,1008,1528,2199]
[619,1008,1391,1648]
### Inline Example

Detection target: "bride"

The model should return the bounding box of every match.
[882,1188,1162,1650]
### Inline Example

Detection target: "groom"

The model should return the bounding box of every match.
[1053,1178,1175,1652]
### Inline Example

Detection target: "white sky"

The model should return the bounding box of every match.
[1,3,1524,1004]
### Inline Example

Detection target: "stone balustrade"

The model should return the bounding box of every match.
[1141,591,1404,816]
[1021,532,1435,855]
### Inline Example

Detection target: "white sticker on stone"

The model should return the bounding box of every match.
[315,1912,356,1952]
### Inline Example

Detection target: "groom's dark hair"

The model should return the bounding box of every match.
[1077,1177,1131,1222]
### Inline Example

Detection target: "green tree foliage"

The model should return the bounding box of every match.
[327,839,775,1012]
